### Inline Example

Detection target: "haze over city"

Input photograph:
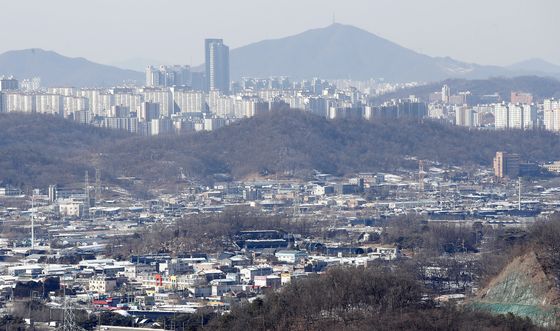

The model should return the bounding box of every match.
[3,1,560,330]
[1,0,559,68]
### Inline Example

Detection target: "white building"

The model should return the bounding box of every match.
[58,199,86,217]
[235,97,268,118]
[89,277,117,294]
[240,266,273,283]
[455,106,476,127]
[114,93,142,114]
[78,89,101,115]
[203,117,226,131]
[139,102,160,122]
[63,96,89,117]
[441,84,451,103]
[207,91,235,117]
[275,250,308,264]
[522,104,537,129]
[149,118,174,136]
[494,103,536,130]
[143,88,173,117]
[2,92,36,113]
[173,90,205,113]
[508,103,523,129]
[494,103,509,129]
[253,275,281,288]
[35,94,64,116]
[544,99,560,131]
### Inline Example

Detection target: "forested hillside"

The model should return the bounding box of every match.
[0,113,127,188]
[1,110,560,190]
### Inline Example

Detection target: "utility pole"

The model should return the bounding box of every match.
[418,160,425,192]
[31,193,35,251]
[95,168,101,203]
[518,177,522,211]
[85,170,90,208]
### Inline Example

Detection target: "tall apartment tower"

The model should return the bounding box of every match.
[544,99,560,131]
[441,84,451,103]
[205,39,230,94]
[48,185,57,203]
[145,66,161,87]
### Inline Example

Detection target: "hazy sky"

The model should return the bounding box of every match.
[2,0,559,68]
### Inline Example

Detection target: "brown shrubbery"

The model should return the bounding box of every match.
[209,266,543,331]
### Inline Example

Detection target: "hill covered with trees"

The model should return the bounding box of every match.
[1,110,560,191]
[208,266,542,331]
[0,113,128,188]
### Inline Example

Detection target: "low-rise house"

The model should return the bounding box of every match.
[254,275,281,289]
[8,265,43,278]
[240,266,273,283]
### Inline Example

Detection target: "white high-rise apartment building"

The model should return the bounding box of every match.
[142,88,173,117]
[35,94,64,116]
[146,66,160,87]
[3,92,35,113]
[544,99,560,131]
[494,103,509,129]
[63,96,89,117]
[441,84,451,103]
[172,90,206,113]
[114,93,142,114]
[79,89,103,115]
[96,93,115,117]
[235,97,268,118]
[495,103,537,130]
[455,106,476,127]
[522,104,537,129]
[213,95,235,117]
[508,103,523,129]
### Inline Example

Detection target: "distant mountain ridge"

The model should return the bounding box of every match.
[2,25,560,86]
[0,48,143,87]
[226,23,560,82]
[507,58,560,76]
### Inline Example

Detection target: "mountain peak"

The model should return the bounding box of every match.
[324,22,358,30]
[307,22,381,38]
[229,23,494,81]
